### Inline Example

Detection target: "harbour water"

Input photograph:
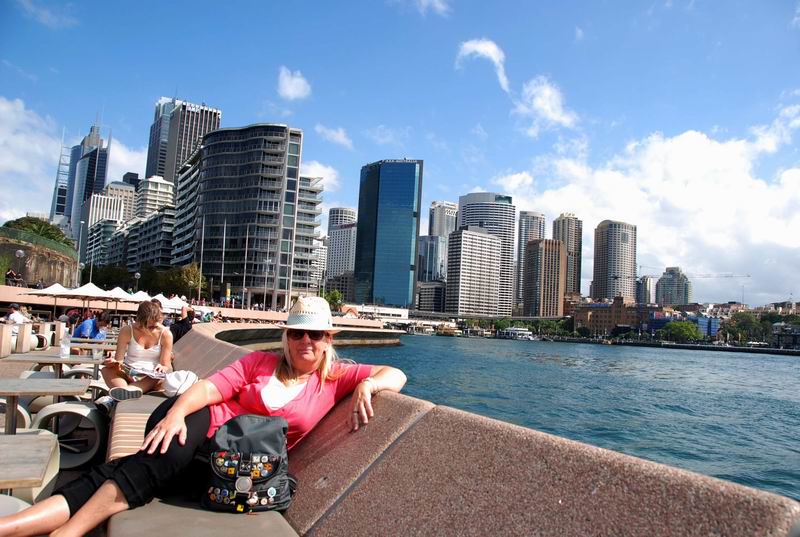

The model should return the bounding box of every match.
[341,335,800,500]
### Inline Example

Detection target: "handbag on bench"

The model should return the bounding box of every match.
[200,414,297,513]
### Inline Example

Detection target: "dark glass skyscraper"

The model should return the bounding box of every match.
[354,159,423,307]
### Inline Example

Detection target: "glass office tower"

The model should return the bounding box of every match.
[354,159,423,307]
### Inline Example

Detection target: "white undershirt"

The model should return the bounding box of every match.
[261,375,307,410]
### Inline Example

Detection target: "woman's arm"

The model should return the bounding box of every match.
[155,328,174,372]
[349,365,407,431]
[109,324,131,364]
[141,379,224,454]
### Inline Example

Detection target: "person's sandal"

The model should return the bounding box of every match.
[109,386,144,402]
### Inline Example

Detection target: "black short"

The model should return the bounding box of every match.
[53,397,211,515]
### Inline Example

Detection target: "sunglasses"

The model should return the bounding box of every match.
[287,329,326,341]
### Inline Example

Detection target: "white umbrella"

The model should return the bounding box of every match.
[61,282,111,301]
[130,291,152,302]
[24,283,69,316]
[106,287,138,315]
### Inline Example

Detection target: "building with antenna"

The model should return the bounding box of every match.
[63,124,110,238]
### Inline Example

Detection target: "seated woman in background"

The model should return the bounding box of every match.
[94,301,173,414]
[0,296,406,537]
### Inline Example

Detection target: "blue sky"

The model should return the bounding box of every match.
[1,0,799,305]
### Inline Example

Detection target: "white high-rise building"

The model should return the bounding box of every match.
[326,222,357,279]
[429,201,457,238]
[446,226,501,316]
[310,237,328,288]
[656,267,693,305]
[457,192,515,316]
[637,275,657,305]
[591,220,637,301]
[516,211,546,308]
[328,207,357,229]
[135,176,174,219]
[102,181,136,223]
[552,213,583,295]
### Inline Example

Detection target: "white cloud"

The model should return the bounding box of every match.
[455,38,510,93]
[107,138,147,183]
[492,171,533,191]
[414,0,451,16]
[426,132,450,152]
[314,124,354,150]
[365,124,411,147]
[258,100,292,119]
[277,66,311,101]
[792,2,800,27]
[513,75,579,138]
[15,0,77,28]
[2,59,37,82]
[575,26,584,41]
[0,96,147,224]
[300,160,340,192]
[493,105,800,304]
[471,123,488,140]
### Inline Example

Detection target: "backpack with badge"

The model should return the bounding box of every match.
[200,414,297,513]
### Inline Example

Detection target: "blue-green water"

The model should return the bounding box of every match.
[340,336,800,500]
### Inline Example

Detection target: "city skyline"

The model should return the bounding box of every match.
[1,1,798,305]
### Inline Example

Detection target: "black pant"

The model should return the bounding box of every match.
[54,397,211,515]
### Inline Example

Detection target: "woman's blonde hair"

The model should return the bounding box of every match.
[136,301,163,326]
[275,331,345,392]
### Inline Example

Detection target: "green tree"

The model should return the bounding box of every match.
[784,314,800,326]
[493,318,512,331]
[324,289,343,311]
[576,326,591,338]
[659,321,703,343]
[3,217,73,247]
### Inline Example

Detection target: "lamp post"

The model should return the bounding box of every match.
[75,219,85,287]
[14,250,25,286]
[77,263,85,286]
[134,272,141,292]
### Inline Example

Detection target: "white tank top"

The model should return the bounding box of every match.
[124,324,164,371]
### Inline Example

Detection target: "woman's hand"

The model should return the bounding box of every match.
[141,411,187,454]
[102,357,119,368]
[154,363,169,374]
[349,379,375,432]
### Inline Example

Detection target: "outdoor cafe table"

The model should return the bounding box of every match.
[0,378,90,434]
[71,338,118,345]
[3,354,105,380]
[69,342,116,354]
[0,434,58,489]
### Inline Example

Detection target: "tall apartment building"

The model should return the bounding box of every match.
[86,219,122,267]
[135,176,174,219]
[77,193,126,262]
[429,201,457,238]
[656,267,693,306]
[310,237,328,288]
[146,98,221,185]
[636,275,656,305]
[188,124,321,309]
[417,235,448,282]
[354,159,423,308]
[445,226,501,316]
[328,207,357,229]
[516,211,546,309]
[591,220,637,301]
[125,208,176,271]
[326,221,357,279]
[552,213,583,295]
[102,181,136,223]
[457,192,515,316]
[523,239,566,317]
[171,150,202,267]
[67,125,110,237]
